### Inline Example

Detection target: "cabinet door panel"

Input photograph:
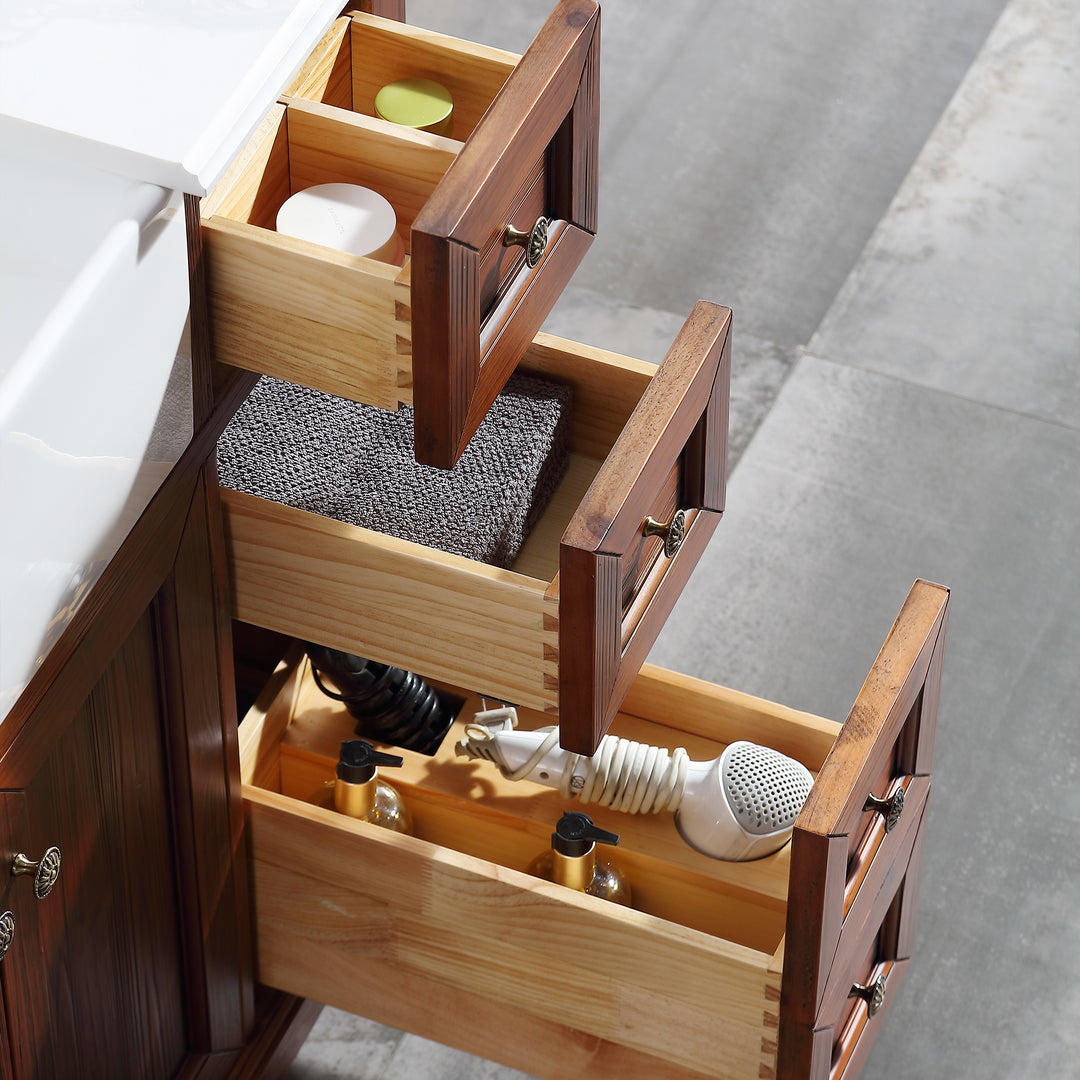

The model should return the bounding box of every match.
[0,463,252,1078]
[1,611,187,1079]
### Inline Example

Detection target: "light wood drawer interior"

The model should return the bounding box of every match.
[285,9,517,147]
[220,332,653,714]
[201,98,448,410]
[239,653,838,1080]
[220,304,728,749]
[203,3,601,467]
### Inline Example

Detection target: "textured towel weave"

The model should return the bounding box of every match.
[217,373,572,569]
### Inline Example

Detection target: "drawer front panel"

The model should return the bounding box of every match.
[558,301,732,754]
[412,0,600,466]
[778,580,950,1078]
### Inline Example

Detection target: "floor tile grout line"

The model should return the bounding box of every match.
[798,348,1080,435]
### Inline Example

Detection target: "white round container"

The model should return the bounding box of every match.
[276,183,404,264]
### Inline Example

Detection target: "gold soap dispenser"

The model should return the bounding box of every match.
[315,738,413,835]
[528,811,631,906]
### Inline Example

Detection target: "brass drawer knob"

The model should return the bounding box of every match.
[503,216,550,268]
[864,786,905,833]
[0,911,13,962]
[643,509,687,559]
[850,973,888,1018]
[12,846,61,900]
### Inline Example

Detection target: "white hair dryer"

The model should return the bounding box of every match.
[456,708,814,861]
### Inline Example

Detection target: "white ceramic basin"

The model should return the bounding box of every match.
[0,0,344,193]
[0,144,192,719]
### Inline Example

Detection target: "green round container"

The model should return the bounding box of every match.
[374,78,454,138]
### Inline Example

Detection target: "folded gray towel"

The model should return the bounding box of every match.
[217,373,572,569]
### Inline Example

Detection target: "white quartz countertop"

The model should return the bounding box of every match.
[1,0,344,719]
[0,0,343,194]
[0,142,193,719]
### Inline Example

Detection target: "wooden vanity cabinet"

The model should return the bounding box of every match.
[0,448,254,1079]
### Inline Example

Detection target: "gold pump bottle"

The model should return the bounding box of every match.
[313,739,412,835]
[528,811,630,906]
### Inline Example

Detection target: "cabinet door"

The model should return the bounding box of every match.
[0,466,252,1078]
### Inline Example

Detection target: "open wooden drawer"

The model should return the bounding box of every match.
[237,579,949,1079]
[220,301,731,753]
[202,1,600,467]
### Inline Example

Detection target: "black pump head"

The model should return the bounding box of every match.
[552,811,620,857]
[337,739,404,784]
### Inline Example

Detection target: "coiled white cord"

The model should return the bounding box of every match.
[460,722,692,815]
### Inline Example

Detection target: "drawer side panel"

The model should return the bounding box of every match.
[221,491,556,710]
[246,787,773,1080]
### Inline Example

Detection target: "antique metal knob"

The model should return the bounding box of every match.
[503,216,550,268]
[850,973,888,1018]
[12,846,61,900]
[864,785,905,833]
[643,509,687,559]
[0,911,13,962]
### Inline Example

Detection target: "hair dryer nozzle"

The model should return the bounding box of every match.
[675,742,814,860]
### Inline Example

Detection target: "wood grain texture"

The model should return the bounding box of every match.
[275,659,804,912]
[283,17,353,107]
[218,334,655,719]
[797,580,949,842]
[300,958,714,1080]
[0,614,188,1080]
[199,992,322,1080]
[202,100,460,412]
[408,228,478,462]
[285,100,455,233]
[413,0,598,245]
[520,332,654,460]
[778,581,949,1077]
[563,302,731,553]
[186,194,216,427]
[0,440,254,1075]
[621,664,841,770]
[232,621,941,1080]
[817,784,930,1027]
[829,959,910,1080]
[245,786,774,1080]
[203,6,595,466]
[461,221,593,459]
[558,302,731,754]
[886,802,931,963]
[0,462,197,781]
[411,0,600,466]
[221,491,556,711]
[201,105,291,227]
[348,13,517,141]
[0,793,56,1078]
[548,0,600,234]
[202,215,403,409]
[155,471,254,1050]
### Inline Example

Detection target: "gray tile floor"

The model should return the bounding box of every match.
[286,0,1079,1076]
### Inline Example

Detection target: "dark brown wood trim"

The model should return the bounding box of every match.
[174,993,322,1080]
[411,0,600,467]
[348,0,405,20]
[778,582,950,1076]
[156,469,254,1052]
[557,302,731,753]
[185,193,216,428]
